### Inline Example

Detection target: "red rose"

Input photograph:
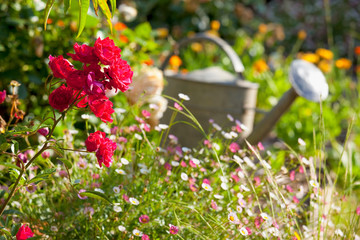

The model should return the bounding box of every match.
[83,63,105,81]
[88,94,114,123]
[0,90,6,104]
[85,131,106,152]
[48,55,74,79]
[16,225,34,240]
[49,85,74,112]
[105,58,133,92]
[94,37,121,65]
[75,90,88,108]
[67,43,99,64]
[65,69,87,90]
[95,137,117,167]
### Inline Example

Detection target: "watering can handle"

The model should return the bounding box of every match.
[161,33,245,79]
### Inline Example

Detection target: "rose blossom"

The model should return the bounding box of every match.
[85,131,106,152]
[48,55,74,79]
[37,127,49,136]
[105,58,133,92]
[94,37,121,65]
[67,43,99,64]
[49,85,74,112]
[95,137,117,167]
[0,90,6,104]
[88,94,114,123]
[16,225,34,240]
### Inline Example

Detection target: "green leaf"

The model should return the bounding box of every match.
[0,134,6,145]
[48,144,64,157]
[134,22,152,39]
[0,190,5,199]
[11,223,21,236]
[80,190,112,205]
[64,0,71,13]
[0,162,21,171]
[109,0,116,15]
[3,209,23,216]
[10,140,19,154]
[0,227,11,237]
[58,158,72,169]
[27,168,56,184]
[0,143,10,152]
[98,0,112,34]
[44,0,56,30]
[76,0,90,38]
[93,0,99,15]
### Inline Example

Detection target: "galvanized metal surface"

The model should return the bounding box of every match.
[161,33,258,147]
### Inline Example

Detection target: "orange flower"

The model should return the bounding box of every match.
[206,30,219,37]
[47,18,53,24]
[258,23,267,34]
[335,58,352,70]
[119,34,129,43]
[56,20,65,27]
[181,69,189,74]
[355,46,360,56]
[115,22,127,31]
[252,59,269,73]
[142,59,154,66]
[297,30,307,40]
[156,28,169,38]
[210,20,220,31]
[299,53,319,64]
[191,42,203,52]
[169,55,182,68]
[316,48,333,60]
[318,60,331,73]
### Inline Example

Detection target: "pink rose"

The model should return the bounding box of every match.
[48,55,74,79]
[67,43,99,64]
[95,137,117,167]
[105,58,133,92]
[49,85,74,112]
[88,94,114,123]
[85,131,106,152]
[16,225,34,240]
[94,37,121,65]
[0,90,6,104]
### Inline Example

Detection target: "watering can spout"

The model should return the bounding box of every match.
[245,59,329,145]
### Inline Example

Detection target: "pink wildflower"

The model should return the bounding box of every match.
[290,170,295,181]
[286,185,294,193]
[174,102,183,111]
[229,142,240,153]
[141,110,151,119]
[141,234,150,240]
[139,215,150,224]
[169,224,179,234]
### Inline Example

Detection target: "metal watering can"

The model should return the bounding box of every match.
[161,33,329,147]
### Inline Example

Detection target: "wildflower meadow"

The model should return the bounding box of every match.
[0,0,360,239]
